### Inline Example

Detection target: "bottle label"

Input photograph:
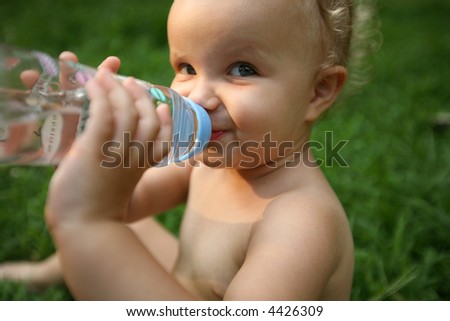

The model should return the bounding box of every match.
[41,112,63,162]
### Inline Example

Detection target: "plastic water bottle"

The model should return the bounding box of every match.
[0,44,211,166]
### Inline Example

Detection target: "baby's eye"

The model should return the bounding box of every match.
[179,63,196,75]
[229,63,257,77]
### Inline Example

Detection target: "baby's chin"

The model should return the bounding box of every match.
[193,145,274,170]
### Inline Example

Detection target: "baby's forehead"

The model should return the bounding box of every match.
[168,0,326,69]
[169,0,321,40]
[170,0,318,20]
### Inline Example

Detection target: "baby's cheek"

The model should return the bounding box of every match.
[234,110,276,142]
[228,93,264,125]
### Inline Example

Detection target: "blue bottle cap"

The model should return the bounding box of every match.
[177,97,211,162]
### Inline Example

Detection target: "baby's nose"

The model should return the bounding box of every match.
[188,81,221,111]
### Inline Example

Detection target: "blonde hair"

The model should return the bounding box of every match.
[316,0,353,68]
[316,0,380,90]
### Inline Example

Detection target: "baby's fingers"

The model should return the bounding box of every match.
[123,79,160,141]
[97,56,121,74]
[84,76,114,146]
[152,103,172,164]
[123,79,172,165]
[58,51,81,90]
[19,70,40,89]
[97,71,140,141]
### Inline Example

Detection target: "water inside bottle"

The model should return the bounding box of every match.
[0,85,88,164]
[0,45,210,166]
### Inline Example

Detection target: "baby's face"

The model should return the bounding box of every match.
[168,0,325,167]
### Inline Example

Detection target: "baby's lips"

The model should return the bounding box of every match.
[210,130,225,141]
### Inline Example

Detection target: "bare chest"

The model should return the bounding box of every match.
[173,205,255,300]
[172,167,275,299]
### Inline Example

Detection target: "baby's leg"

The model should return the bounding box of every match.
[0,254,62,291]
[0,216,178,290]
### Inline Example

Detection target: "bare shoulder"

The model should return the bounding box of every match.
[255,187,352,265]
[225,176,354,300]
[267,185,348,233]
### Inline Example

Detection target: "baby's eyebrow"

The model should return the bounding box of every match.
[220,43,271,61]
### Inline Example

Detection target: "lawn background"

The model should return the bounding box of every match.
[0,0,449,300]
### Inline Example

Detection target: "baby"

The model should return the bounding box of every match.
[1,0,355,300]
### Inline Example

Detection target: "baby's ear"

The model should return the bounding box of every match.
[306,66,347,122]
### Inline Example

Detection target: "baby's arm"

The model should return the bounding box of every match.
[45,71,195,300]
[1,53,188,292]
[0,216,179,290]
[224,193,353,300]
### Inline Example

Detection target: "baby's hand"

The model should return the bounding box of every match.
[45,70,172,227]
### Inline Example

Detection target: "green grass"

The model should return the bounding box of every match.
[1,0,449,300]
